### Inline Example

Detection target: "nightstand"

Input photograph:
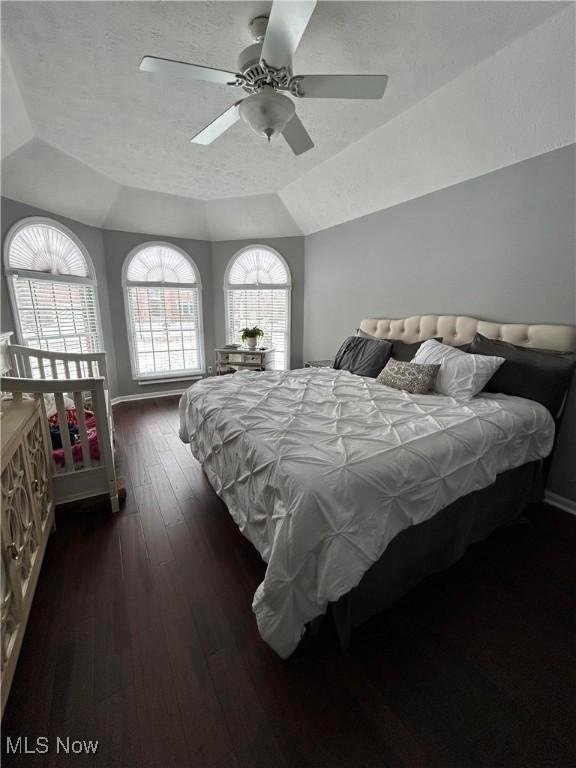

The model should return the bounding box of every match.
[215,347,274,374]
[304,360,333,368]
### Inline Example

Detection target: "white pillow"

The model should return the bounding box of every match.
[413,339,505,400]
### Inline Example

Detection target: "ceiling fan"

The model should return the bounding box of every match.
[139,0,389,156]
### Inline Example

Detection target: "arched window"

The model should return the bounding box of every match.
[4,217,102,354]
[123,242,204,379]
[225,246,291,370]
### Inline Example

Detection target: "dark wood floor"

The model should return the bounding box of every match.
[3,397,576,768]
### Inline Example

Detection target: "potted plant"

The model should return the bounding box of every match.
[241,326,264,350]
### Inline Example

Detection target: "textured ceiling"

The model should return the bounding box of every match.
[1,1,573,239]
[281,6,576,233]
[2,0,561,198]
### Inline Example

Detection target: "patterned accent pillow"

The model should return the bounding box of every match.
[376,359,440,394]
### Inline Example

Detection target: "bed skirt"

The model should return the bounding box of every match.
[323,460,544,648]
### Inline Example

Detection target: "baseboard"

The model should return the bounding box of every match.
[111,388,188,405]
[544,491,576,516]
[137,376,203,386]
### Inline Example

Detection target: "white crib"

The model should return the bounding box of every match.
[0,334,119,512]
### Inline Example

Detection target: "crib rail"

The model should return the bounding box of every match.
[8,345,108,384]
[1,376,119,512]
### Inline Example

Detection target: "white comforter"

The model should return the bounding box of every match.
[179,367,554,657]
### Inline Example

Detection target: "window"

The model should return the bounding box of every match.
[4,218,102,356]
[225,246,291,370]
[123,243,204,380]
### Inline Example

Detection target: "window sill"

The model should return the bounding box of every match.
[135,373,205,386]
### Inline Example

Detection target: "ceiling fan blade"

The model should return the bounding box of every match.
[140,56,237,86]
[260,0,317,72]
[190,102,242,145]
[282,114,314,156]
[296,74,389,99]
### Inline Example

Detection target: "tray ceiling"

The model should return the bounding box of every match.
[2,1,572,239]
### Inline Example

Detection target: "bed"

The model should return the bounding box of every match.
[179,315,576,657]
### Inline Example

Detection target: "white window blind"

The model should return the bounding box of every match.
[126,245,197,283]
[123,244,204,380]
[8,222,90,276]
[226,288,289,370]
[5,219,103,360]
[228,248,288,285]
[127,286,202,377]
[225,248,291,371]
[14,278,101,353]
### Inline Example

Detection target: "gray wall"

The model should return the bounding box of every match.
[1,197,119,395]
[210,237,305,370]
[101,228,213,399]
[1,198,304,396]
[303,145,576,501]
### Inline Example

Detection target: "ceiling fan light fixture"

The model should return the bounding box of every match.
[239,86,295,140]
[140,0,388,155]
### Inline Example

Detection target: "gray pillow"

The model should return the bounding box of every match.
[333,336,393,377]
[470,333,576,416]
[376,359,440,394]
[356,328,442,362]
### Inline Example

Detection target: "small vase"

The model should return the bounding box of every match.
[245,337,257,349]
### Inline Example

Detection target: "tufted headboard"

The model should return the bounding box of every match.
[359,315,576,353]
